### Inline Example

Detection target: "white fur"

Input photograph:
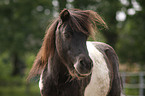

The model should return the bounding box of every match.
[39,73,43,91]
[84,41,110,96]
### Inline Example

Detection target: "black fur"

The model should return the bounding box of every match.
[41,51,91,96]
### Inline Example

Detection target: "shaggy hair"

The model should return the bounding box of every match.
[27,9,107,80]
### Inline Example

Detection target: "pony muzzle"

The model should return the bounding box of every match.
[74,57,93,77]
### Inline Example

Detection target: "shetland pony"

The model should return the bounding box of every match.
[28,9,123,96]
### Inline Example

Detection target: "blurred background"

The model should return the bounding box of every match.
[0,0,145,96]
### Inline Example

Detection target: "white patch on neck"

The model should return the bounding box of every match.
[39,73,43,91]
[84,41,110,96]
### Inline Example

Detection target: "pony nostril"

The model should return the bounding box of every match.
[79,59,93,69]
[80,60,85,67]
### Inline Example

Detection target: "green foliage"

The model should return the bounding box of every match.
[0,52,39,96]
[0,0,54,54]
[116,0,145,65]
[0,53,12,80]
[0,0,145,95]
[0,0,55,76]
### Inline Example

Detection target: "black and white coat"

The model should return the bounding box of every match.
[39,41,123,96]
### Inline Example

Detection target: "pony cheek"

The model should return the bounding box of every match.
[67,50,76,63]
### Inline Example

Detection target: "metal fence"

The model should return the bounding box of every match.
[121,72,145,96]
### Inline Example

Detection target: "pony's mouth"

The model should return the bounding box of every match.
[74,68,92,78]
[67,68,92,80]
[73,63,92,78]
[67,64,92,79]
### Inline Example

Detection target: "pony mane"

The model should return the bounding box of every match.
[28,9,107,80]
[67,9,107,38]
[27,19,59,80]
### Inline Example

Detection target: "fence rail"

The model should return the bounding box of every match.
[121,72,145,96]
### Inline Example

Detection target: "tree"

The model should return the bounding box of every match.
[0,0,53,76]
[116,0,145,65]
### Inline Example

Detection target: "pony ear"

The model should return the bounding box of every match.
[60,9,70,22]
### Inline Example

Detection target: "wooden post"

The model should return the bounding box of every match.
[122,72,126,87]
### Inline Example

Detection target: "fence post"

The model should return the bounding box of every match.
[139,72,144,96]
[122,72,126,87]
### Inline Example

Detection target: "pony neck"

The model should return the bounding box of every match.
[47,50,69,84]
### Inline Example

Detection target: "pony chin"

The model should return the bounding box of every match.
[66,68,89,80]
[67,68,91,80]
[74,64,92,77]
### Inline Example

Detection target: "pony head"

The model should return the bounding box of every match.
[28,9,107,79]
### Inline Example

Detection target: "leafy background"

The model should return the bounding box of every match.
[0,0,145,95]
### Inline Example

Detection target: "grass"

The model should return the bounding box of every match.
[124,88,139,95]
[0,84,40,96]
